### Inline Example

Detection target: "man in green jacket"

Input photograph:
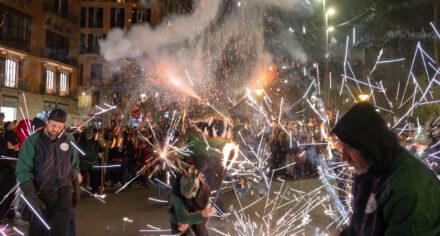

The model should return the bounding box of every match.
[332,103,440,236]
[15,109,80,236]
[169,165,215,235]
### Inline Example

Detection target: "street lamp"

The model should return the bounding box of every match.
[327,8,335,16]
[327,26,335,32]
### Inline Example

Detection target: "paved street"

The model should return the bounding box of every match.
[76,177,341,236]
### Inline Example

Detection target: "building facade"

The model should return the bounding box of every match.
[0,0,80,125]
[77,0,191,124]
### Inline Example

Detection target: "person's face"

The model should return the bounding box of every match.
[336,138,371,174]
[0,115,4,122]
[7,122,16,131]
[45,120,65,140]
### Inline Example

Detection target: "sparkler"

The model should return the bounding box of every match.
[80,186,106,203]
[93,164,121,168]
[20,194,51,230]
[12,227,24,236]
[70,141,86,156]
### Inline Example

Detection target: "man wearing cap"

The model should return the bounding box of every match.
[15,109,80,236]
[332,103,440,235]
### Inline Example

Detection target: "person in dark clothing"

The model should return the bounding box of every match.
[15,109,80,236]
[0,155,16,230]
[4,121,20,158]
[332,103,440,236]
[169,166,215,236]
[192,155,225,212]
[32,117,46,131]
[78,127,103,193]
[122,135,136,186]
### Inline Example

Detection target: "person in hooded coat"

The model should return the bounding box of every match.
[169,166,215,236]
[332,103,440,236]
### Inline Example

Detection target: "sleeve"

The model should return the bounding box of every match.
[15,138,36,184]
[383,189,440,236]
[171,195,204,225]
[68,135,80,179]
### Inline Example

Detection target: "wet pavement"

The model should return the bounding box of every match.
[75,177,342,236]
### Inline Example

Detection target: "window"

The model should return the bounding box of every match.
[46,69,55,92]
[87,34,104,54]
[45,30,69,64]
[54,0,68,17]
[92,91,100,106]
[43,102,56,113]
[111,8,125,28]
[90,63,102,86]
[1,100,17,122]
[80,7,86,28]
[131,8,151,24]
[5,59,17,88]
[80,34,86,54]
[60,73,67,93]
[88,8,103,28]
[79,64,83,86]
[0,4,31,52]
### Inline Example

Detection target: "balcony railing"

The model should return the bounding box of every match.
[41,49,78,67]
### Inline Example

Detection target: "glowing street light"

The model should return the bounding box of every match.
[358,94,369,102]
[327,26,335,32]
[327,8,335,15]
[255,89,264,96]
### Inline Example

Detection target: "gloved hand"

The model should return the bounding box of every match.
[20,181,45,216]
[72,177,80,207]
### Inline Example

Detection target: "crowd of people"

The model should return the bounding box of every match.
[0,104,440,235]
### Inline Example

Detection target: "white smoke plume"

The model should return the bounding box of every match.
[99,0,314,103]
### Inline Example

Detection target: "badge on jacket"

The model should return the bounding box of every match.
[365,193,377,214]
[60,142,69,151]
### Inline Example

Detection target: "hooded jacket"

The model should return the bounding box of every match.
[333,103,440,236]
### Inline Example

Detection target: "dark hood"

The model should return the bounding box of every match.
[332,103,401,172]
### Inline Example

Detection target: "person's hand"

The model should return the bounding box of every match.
[201,206,215,218]
[14,145,19,151]
[177,223,189,232]
[78,173,83,184]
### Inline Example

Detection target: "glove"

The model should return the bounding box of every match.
[72,177,80,207]
[20,181,45,216]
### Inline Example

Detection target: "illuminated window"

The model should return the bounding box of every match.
[60,73,68,93]
[46,69,54,90]
[5,59,17,88]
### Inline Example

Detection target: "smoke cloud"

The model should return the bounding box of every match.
[99,0,314,105]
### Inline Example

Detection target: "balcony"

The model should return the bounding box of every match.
[41,48,78,67]
[42,1,78,24]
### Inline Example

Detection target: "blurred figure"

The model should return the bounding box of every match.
[4,121,20,158]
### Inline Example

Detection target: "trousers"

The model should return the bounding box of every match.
[29,186,72,236]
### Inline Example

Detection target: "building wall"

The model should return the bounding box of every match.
[78,0,168,119]
[0,0,81,124]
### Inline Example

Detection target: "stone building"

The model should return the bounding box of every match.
[77,0,192,124]
[0,0,80,125]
